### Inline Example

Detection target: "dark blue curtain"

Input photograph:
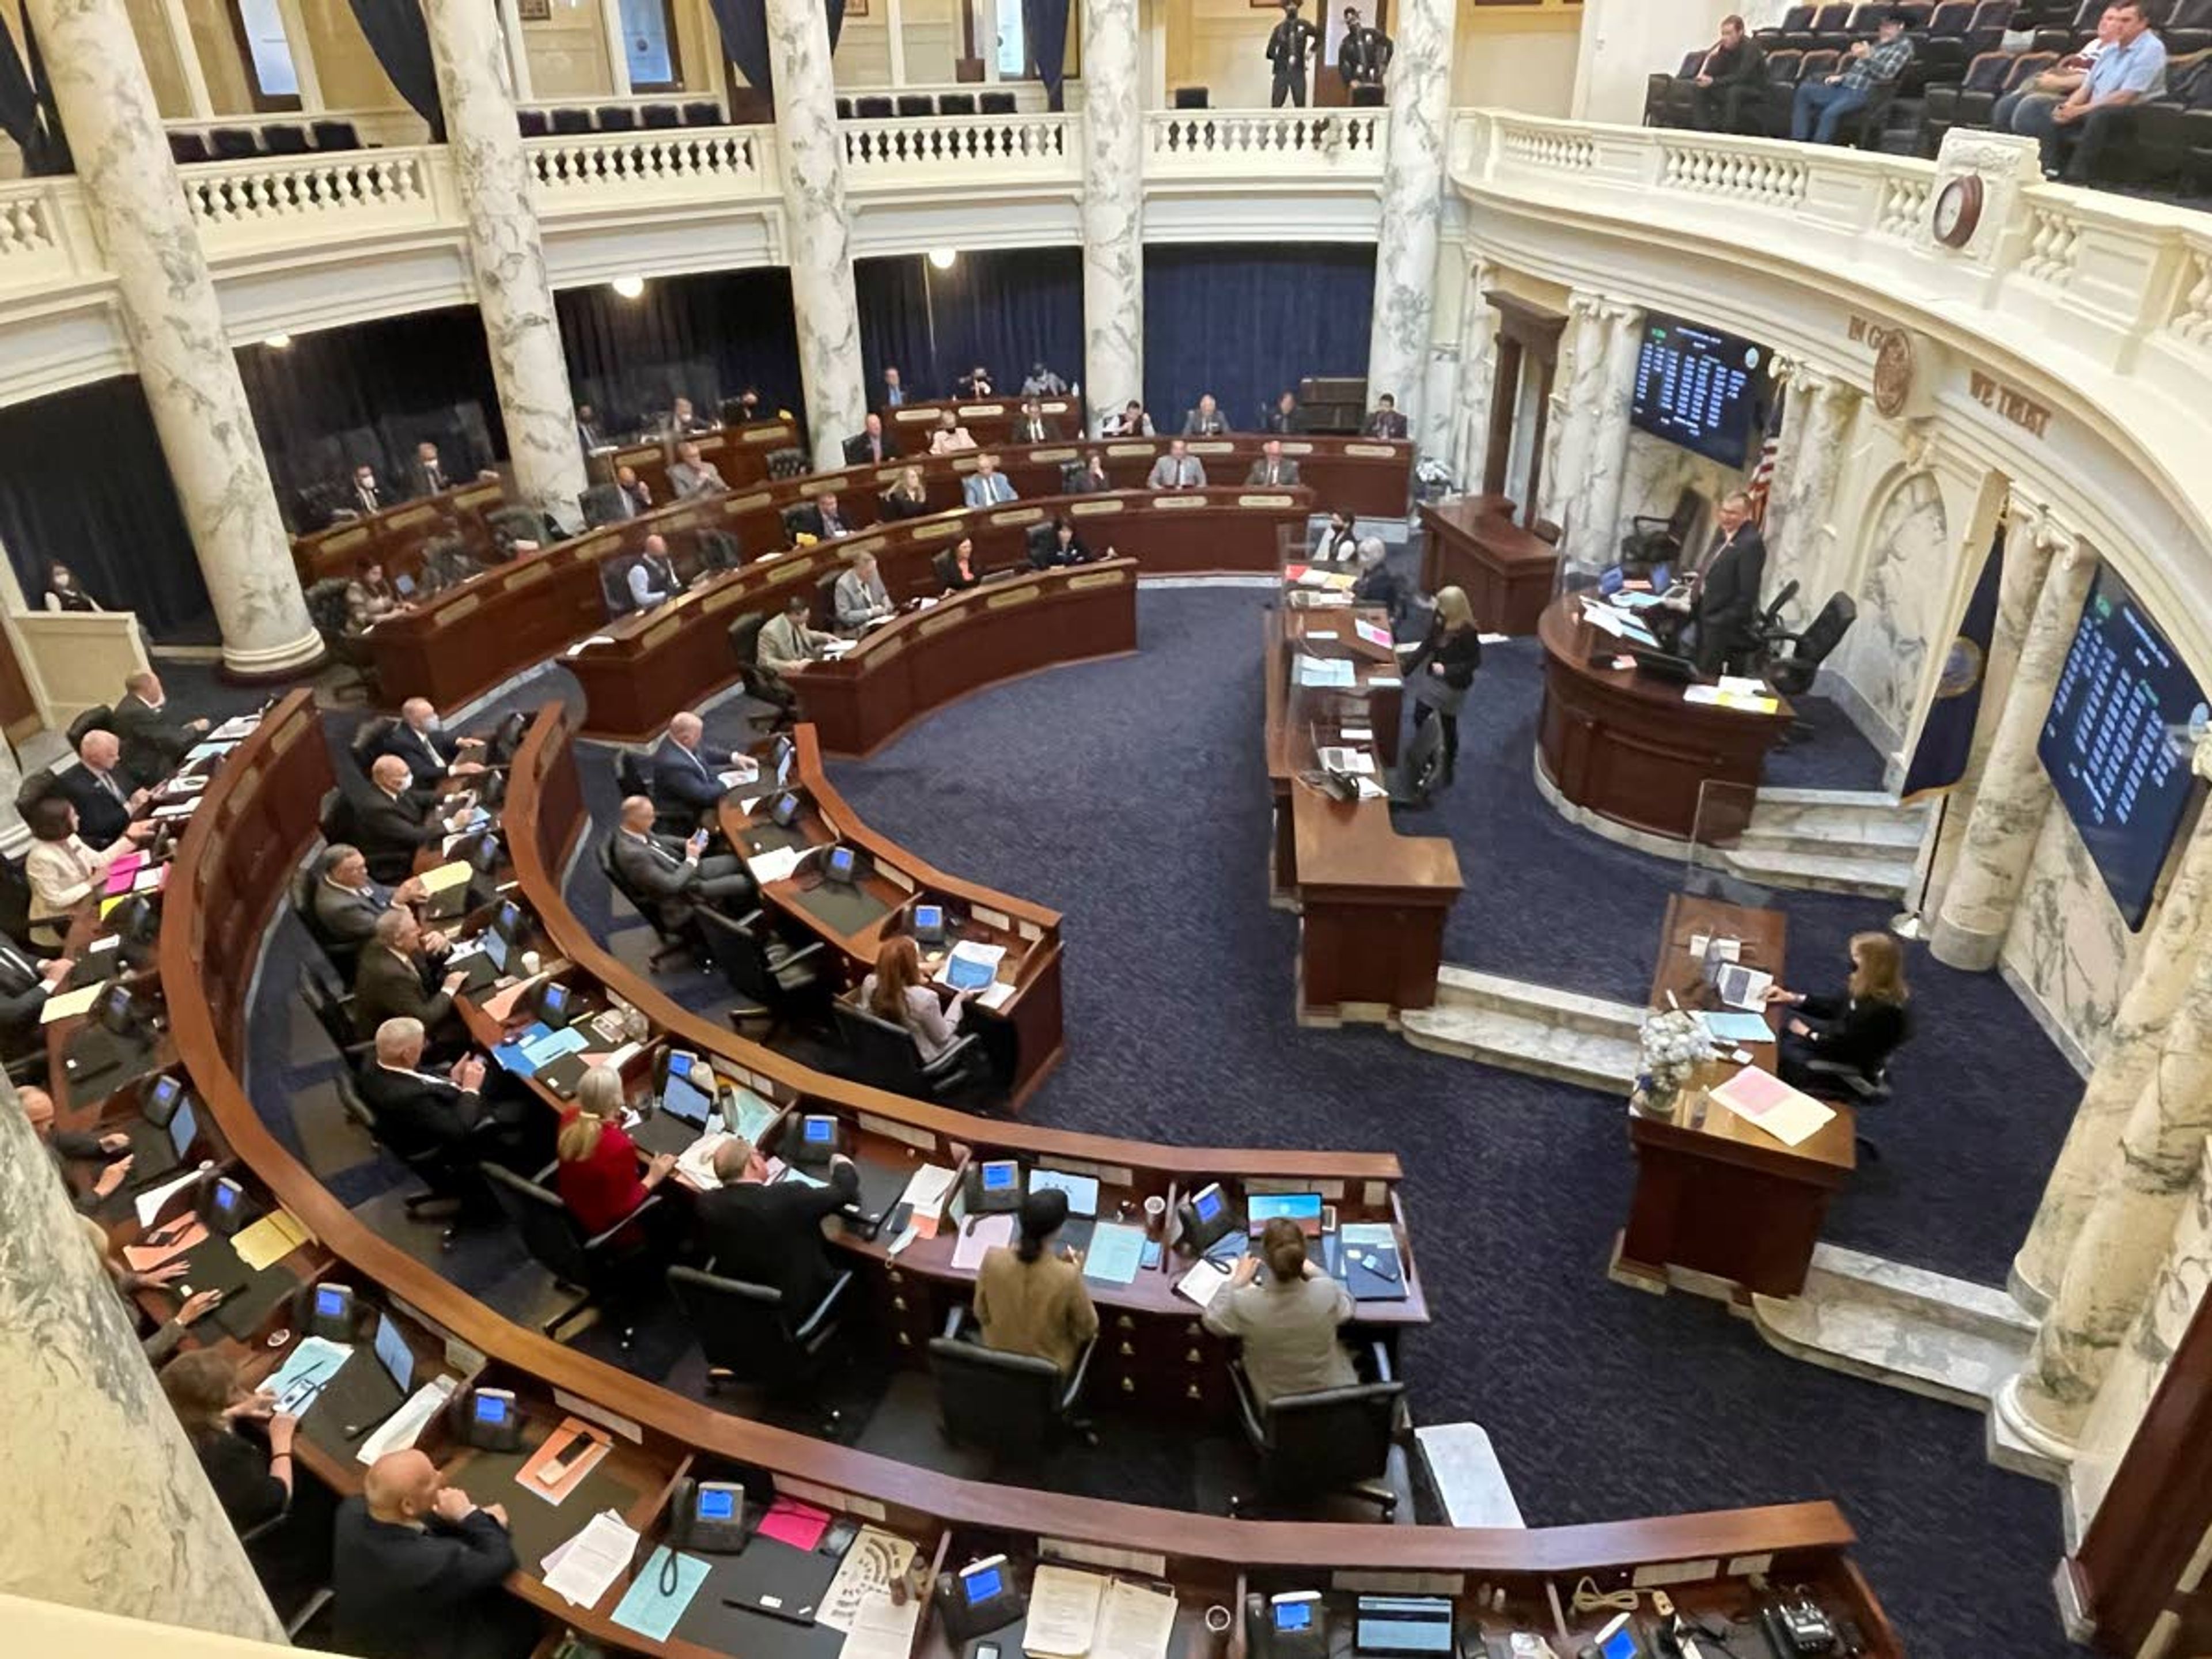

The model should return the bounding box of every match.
[0,378,211,635]
[855,248,1083,403]
[1143,245,1376,434]
[236,305,503,530]
[706,0,846,112]
[557,268,804,436]
[1023,0,1072,110]
[346,0,445,141]
[0,3,69,174]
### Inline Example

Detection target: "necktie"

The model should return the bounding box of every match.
[100,771,123,804]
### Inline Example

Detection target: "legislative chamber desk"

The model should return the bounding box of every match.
[1616,893,1855,1301]
[1263,595,1461,1024]
[542,491,1300,738]
[126,688,1907,1659]
[1536,595,1793,844]
[1418,495,1559,637]
[291,476,509,585]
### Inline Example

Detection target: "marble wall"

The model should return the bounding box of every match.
[1830,470,1952,758]
[2001,792,2162,1070]
[1614,429,1741,556]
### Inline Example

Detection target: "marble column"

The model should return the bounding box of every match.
[421,0,589,527]
[1362,0,1454,447]
[2013,763,2212,1312]
[1763,366,1857,609]
[1927,532,2096,971]
[2001,932,2212,1453]
[2068,1137,2212,1525]
[0,1084,282,1638]
[1561,302,1642,577]
[1448,255,1497,490]
[1080,0,1144,422]
[762,0,868,469]
[28,0,322,678]
[1536,292,1604,537]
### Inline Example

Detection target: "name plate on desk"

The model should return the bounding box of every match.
[388,505,435,530]
[892,407,939,425]
[1346,443,1400,457]
[574,531,620,561]
[725,491,772,514]
[986,585,1040,611]
[1029,447,1078,463]
[1067,568,1128,590]
[703,586,745,615]
[502,562,549,592]
[1105,443,1157,459]
[316,525,370,554]
[766,558,813,585]
[1153,494,1207,509]
[1070,498,1124,516]
[643,617,683,650]
[988,507,1044,527]
[663,508,700,532]
[1238,494,1297,508]
[798,478,838,497]
[1188,441,1234,455]
[919,609,969,638]
[454,483,502,510]
[909,518,964,541]
[956,402,1008,418]
[433,593,483,627]
[1280,442,1317,455]
[865,637,904,664]
[741,425,794,444]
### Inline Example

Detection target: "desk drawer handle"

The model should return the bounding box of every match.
[1119,1341,1134,1358]
[1116,1314,1134,1330]
[896,1331,911,1348]
[1120,1376,1135,1394]
[887,1269,903,1285]
[892,1296,907,1312]
[1187,1383,1202,1401]
[1185,1348,1202,1365]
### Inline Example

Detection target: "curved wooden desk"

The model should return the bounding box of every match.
[291,476,508,585]
[134,689,1906,1659]
[551,493,1296,741]
[1536,596,1793,845]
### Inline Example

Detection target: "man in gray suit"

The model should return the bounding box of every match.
[668,441,728,499]
[834,551,895,632]
[1182,394,1228,436]
[313,844,443,952]
[759,594,839,687]
[1245,440,1301,487]
[608,795,754,931]
[962,453,1018,509]
[1147,440,1207,491]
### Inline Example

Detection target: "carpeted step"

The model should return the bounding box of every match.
[1720,844,1917,900]
[1751,1244,2037,1414]
[1402,969,1641,1093]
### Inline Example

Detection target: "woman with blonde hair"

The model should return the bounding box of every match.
[859,934,974,1062]
[1401,584,1482,785]
[1767,930,1912,1095]
[555,1064,673,1241]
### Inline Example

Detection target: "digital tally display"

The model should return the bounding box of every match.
[1629,315,1770,469]
[2036,566,2207,929]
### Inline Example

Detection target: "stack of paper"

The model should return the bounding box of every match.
[1353,618,1394,649]
[612,1546,711,1641]
[1081,1222,1147,1286]
[1093,1581,1180,1659]
[357,1376,459,1464]
[1699,1010,1775,1047]
[820,1528,921,1631]
[1684,684,1781,714]
[675,1129,738,1190]
[417,861,473,897]
[746,844,807,885]
[1708,1065,1838,1148]
[541,1509,639,1608]
[232,1208,312,1271]
[40,983,104,1025]
[1025,1566,1107,1658]
[1173,1257,1231,1309]
[897,1164,959,1237]
[952,1211,1016,1271]
[266,1336,353,1414]
[1295,655,1356,688]
[836,1588,923,1659]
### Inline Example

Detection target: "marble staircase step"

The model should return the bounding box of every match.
[1751,1244,2036,1412]
[1720,844,1917,899]
[1402,971,1642,1093]
[1748,786,1930,842]
[1734,816,1926,859]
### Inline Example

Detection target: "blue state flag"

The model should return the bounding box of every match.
[1901,531,2002,802]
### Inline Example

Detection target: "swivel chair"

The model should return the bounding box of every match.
[828,996,990,1102]
[729,612,797,728]
[482,1162,664,1348]
[666,1262,853,1410]
[930,1309,1095,1459]
[595,832,700,973]
[65,704,116,749]
[297,960,372,1063]
[1761,591,1857,745]
[1228,1339,1405,1519]
[696,907,828,1036]
[335,1070,490,1245]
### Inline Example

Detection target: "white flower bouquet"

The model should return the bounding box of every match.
[1631,1007,1713,1117]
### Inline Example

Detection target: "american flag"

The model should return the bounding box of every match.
[1746,381,1787,527]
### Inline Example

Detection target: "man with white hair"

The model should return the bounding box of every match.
[60,727,151,846]
[358,1016,491,1169]
[353,908,466,1046]
[650,710,744,826]
[357,753,478,884]
[333,1448,531,1659]
[608,794,754,930]
[384,697,487,789]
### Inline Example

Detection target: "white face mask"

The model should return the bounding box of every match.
[423,714,442,732]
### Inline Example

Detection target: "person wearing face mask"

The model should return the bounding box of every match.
[381,698,488,789]
[43,560,102,613]
[342,461,392,518]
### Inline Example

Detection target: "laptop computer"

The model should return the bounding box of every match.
[448,925,510,995]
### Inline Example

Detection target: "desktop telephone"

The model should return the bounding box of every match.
[1759,1599,1838,1656]
[298,1282,358,1342]
[935,1555,1025,1642]
[196,1173,253,1236]
[780,1112,844,1168]
[1247,1592,1327,1659]
[666,1478,754,1554]
[911,902,948,945]
[963,1158,1024,1214]
[1176,1183,1239,1253]
[142,1073,188,1128]
[452,1385,524,1452]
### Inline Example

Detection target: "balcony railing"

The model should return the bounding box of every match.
[840,112,1077,187]
[0,177,101,296]
[526,128,774,204]
[1143,108,1386,176]
[182,149,448,245]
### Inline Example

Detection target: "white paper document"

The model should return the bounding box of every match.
[541,1509,638,1608]
[1173,1257,1232,1310]
[820,1528,919,1631]
[975,980,1017,1010]
[952,1211,1016,1271]
[1023,1565,1108,1658]
[135,1165,210,1227]
[1093,1581,1180,1659]
[358,1376,459,1464]
[837,1589,923,1659]
[1316,746,1376,776]
[746,844,806,884]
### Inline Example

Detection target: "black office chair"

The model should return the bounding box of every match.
[783,503,822,544]
[681,100,722,126]
[696,528,744,573]
[729,613,797,725]
[481,1162,663,1347]
[937,92,977,115]
[599,555,639,618]
[930,1309,1095,1459]
[595,831,699,972]
[666,1262,854,1400]
[210,126,260,159]
[168,131,212,164]
[261,123,310,154]
[235,1509,333,1639]
[550,107,593,135]
[65,704,116,749]
[518,108,551,138]
[348,714,399,774]
[1620,487,1704,572]
[855,94,894,118]
[827,996,988,1102]
[979,90,1017,115]
[298,961,372,1063]
[317,786,359,850]
[1173,87,1211,109]
[579,482,629,528]
[13,765,63,821]
[335,1071,478,1243]
[766,445,811,480]
[310,119,362,150]
[641,103,681,128]
[696,907,828,1035]
[1228,1340,1404,1519]
[896,93,934,116]
[596,105,638,132]
[1763,592,1857,745]
[931,548,961,590]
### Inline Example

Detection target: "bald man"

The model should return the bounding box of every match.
[649,711,743,827]
[60,728,151,846]
[111,669,209,788]
[332,1448,529,1659]
[382,697,487,790]
[608,794,754,932]
[357,753,476,885]
[20,1083,134,1207]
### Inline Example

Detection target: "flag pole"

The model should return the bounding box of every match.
[1890,792,1949,940]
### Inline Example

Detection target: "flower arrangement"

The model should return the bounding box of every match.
[1632,1007,1714,1117]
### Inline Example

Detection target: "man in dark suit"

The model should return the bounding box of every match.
[1364,393,1409,440]
[844,413,891,467]
[1245,440,1301,487]
[1069,452,1113,493]
[333,1449,535,1659]
[1266,0,1320,107]
[650,711,743,827]
[1263,391,1301,434]
[804,492,853,539]
[111,670,209,789]
[614,464,652,518]
[1010,400,1058,444]
[1686,490,1768,676]
[358,754,475,885]
[62,729,149,846]
[882,365,906,408]
[358,1017,493,1170]
[575,403,609,454]
[1691,14,1768,134]
[346,462,392,517]
[22,1084,134,1207]
[698,1137,859,1319]
[384,698,487,790]
[311,843,440,952]
[1338,6,1391,89]
[0,933,71,1071]
[406,441,454,499]
[957,364,994,398]
[608,795,753,931]
[1182,393,1228,437]
[353,907,465,1044]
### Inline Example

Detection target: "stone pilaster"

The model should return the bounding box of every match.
[0,1082,283,1638]
[422,0,588,526]
[765,0,868,468]
[1362,0,1453,445]
[2068,1137,2212,1526]
[1536,291,1604,536]
[1927,532,2097,971]
[28,0,321,677]
[2014,761,2212,1312]
[2001,937,2212,1453]
[1763,366,1857,609]
[1447,254,1497,491]
[1081,0,1143,421]
[1561,302,1642,576]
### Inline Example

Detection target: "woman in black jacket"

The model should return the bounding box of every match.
[1769,930,1912,1090]
[1402,585,1480,783]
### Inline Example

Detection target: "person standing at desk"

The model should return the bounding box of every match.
[1671,490,1767,676]
[333,1448,532,1659]
[974,1187,1099,1374]
[862,934,974,1062]
[1402,585,1482,785]
[700,1135,859,1317]
[43,560,103,612]
[1203,1217,1357,1404]
[1767,931,1912,1093]
[111,669,210,788]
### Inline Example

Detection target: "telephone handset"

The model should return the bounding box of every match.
[1175,1182,1238,1253]
[665,1478,754,1554]
[1245,1592,1326,1659]
[451,1385,524,1452]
